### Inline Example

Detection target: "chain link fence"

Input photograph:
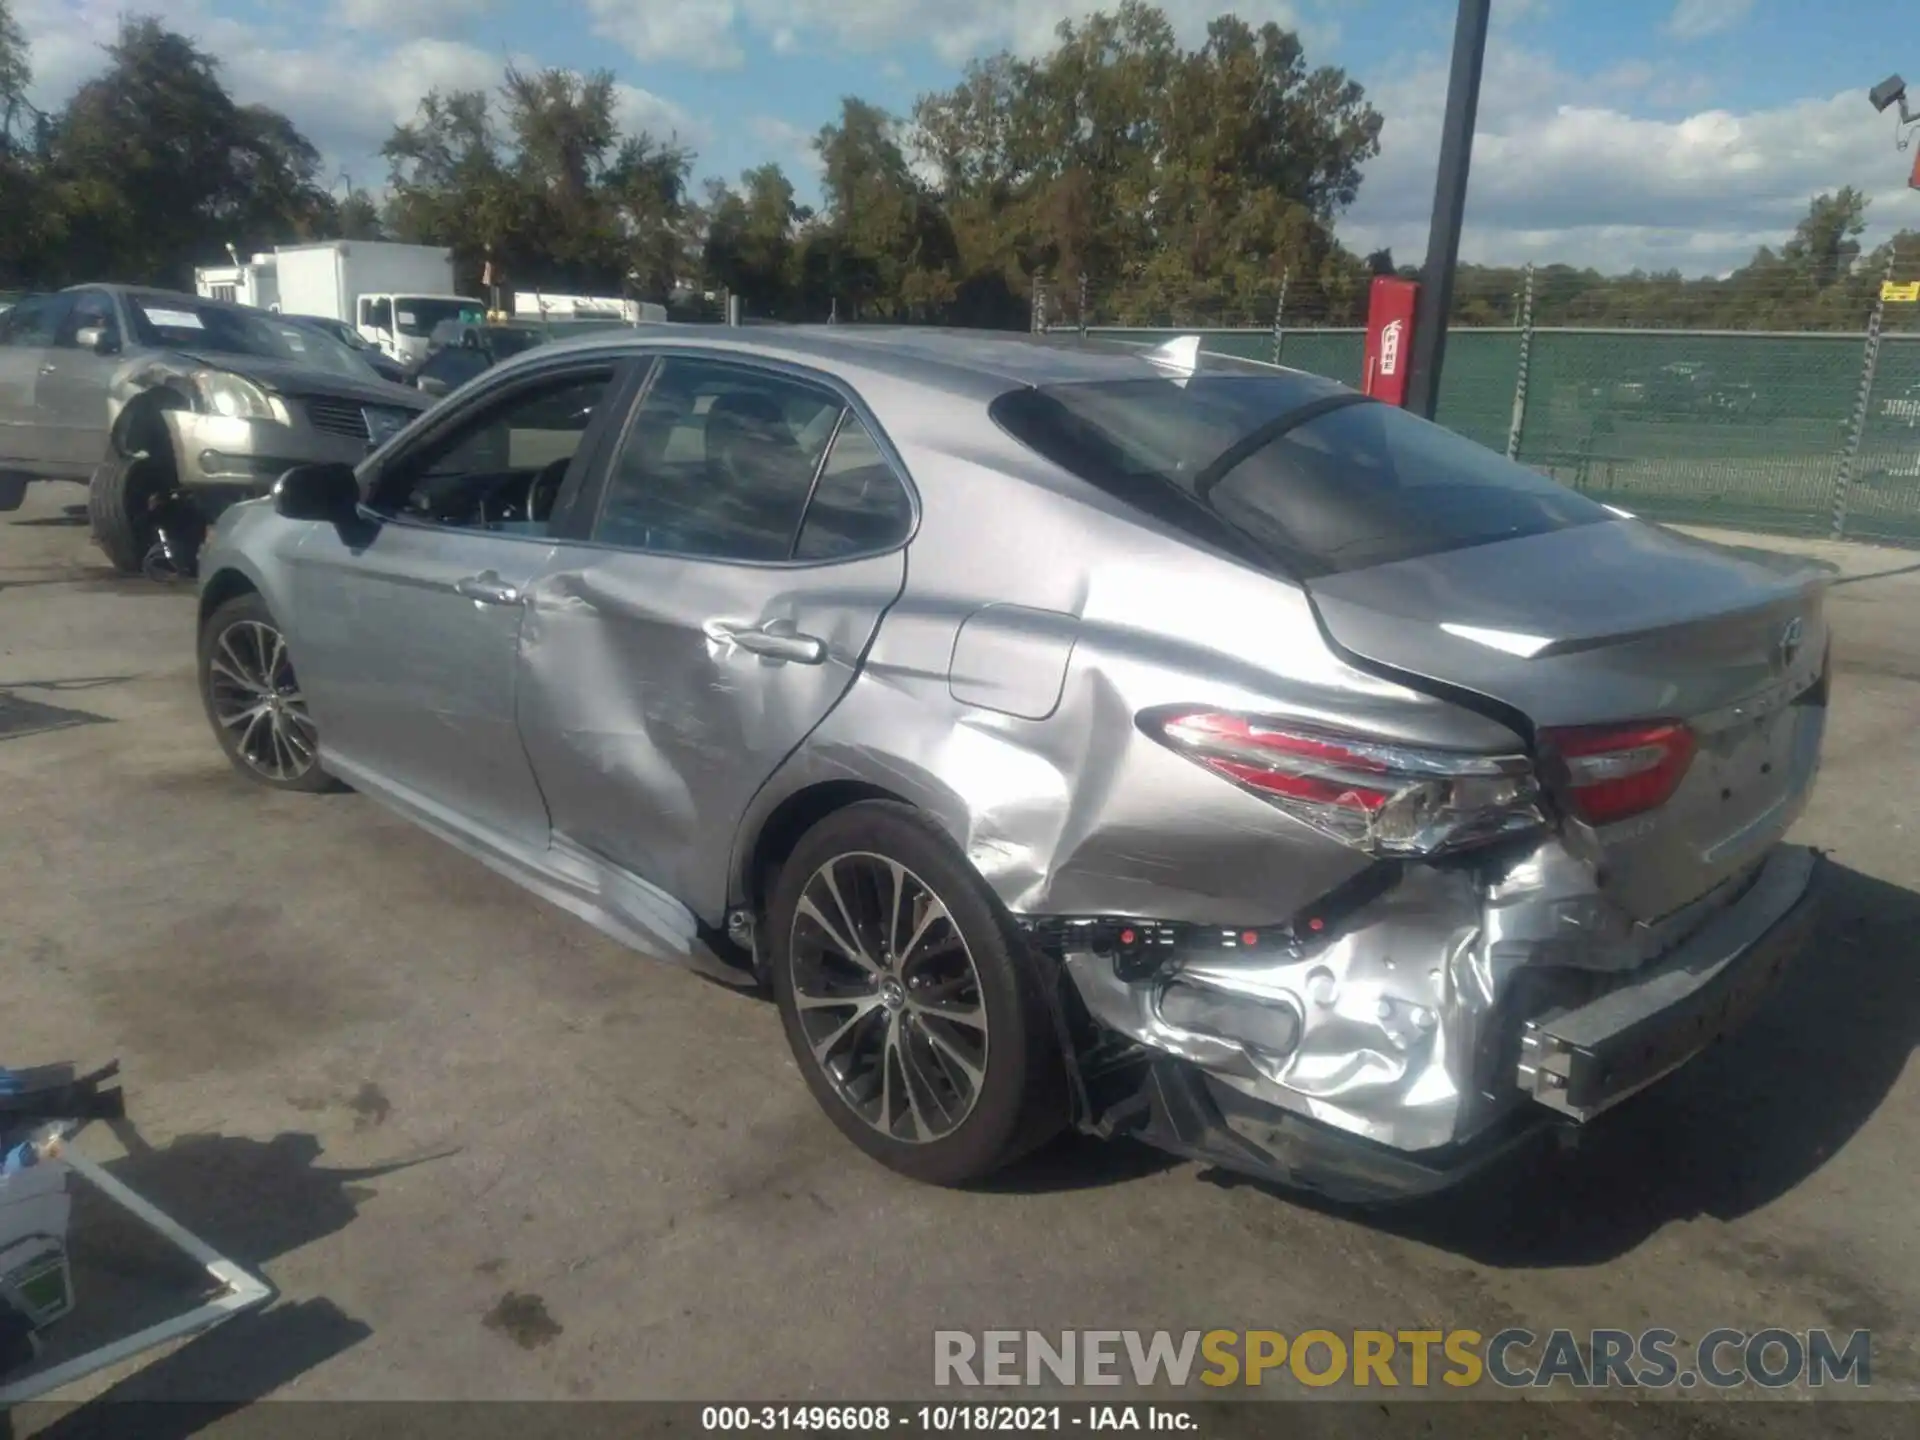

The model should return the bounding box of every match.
[1031,266,1920,547]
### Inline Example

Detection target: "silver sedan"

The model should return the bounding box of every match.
[193,326,1830,1200]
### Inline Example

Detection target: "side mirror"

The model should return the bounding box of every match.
[77,326,118,355]
[273,462,363,524]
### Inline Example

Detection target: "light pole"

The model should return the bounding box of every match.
[1403,0,1491,421]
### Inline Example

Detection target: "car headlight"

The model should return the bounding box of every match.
[192,370,285,423]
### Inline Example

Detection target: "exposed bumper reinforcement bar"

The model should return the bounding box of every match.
[1084,1055,1559,1207]
[1516,843,1822,1122]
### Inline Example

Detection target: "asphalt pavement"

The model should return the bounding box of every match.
[1,482,1916,1430]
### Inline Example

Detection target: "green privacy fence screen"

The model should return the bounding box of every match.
[1090,326,1920,546]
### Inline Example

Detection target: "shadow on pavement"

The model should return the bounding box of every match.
[8,1299,371,1439]
[2,1126,455,1425]
[981,1130,1183,1194]
[93,1123,453,1272]
[1247,861,1920,1266]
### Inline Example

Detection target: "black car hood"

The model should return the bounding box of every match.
[168,349,429,410]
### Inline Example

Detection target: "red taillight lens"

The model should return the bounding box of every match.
[1159,712,1395,811]
[1544,721,1696,826]
[1147,709,1543,857]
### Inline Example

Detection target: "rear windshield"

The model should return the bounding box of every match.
[990,377,1609,576]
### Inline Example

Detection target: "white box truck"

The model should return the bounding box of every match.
[193,253,279,310]
[273,241,485,367]
[514,291,667,325]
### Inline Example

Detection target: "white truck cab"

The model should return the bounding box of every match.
[357,294,487,367]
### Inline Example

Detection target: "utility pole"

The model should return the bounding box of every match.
[1403,0,1491,420]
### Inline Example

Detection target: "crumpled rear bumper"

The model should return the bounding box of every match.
[1514,843,1820,1122]
[1056,843,1823,1202]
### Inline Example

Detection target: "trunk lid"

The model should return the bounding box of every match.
[1304,519,1832,921]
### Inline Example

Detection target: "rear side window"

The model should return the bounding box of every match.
[594,358,843,562]
[794,419,913,561]
[991,377,1609,576]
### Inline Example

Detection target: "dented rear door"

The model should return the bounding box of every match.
[514,354,912,923]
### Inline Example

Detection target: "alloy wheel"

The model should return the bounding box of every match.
[788,852,989,1144]
[207,620,318,782]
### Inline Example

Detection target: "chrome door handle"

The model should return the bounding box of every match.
[37,364,56,376]
[454,572,522,605]
[705,619,827,665]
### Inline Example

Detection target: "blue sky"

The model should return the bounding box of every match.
[15,0,1917,276]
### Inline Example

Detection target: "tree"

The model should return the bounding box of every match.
[912,2,1382,326]
[604,134,696,301]
[333,189,385,241]
[0,0,50,287]
[383,65,693,299]
[704,163,807,316]
[31,16,331,287]
[809,98,955,320]
[383,87,517,290]
[1783,188,1868,293]
[0,0,30,144]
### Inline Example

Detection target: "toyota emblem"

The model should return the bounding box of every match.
[1778,616,1804,671]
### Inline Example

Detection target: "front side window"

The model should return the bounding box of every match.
[394,298,483,338]
[593,358,844,562]
[55,292,120,350]
[369,368,617,535]
[0,295,70,349]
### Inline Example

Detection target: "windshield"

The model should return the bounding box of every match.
[127,296,313,361]
[305,316,372,351]
[990,376,1610,576]
[394,298,484,338]
[266,319,384,381]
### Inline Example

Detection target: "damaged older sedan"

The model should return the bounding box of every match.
[191,327,1829,1200]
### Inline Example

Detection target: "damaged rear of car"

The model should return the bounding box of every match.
[752,345,1828,1201]
[190,328,1827,1202]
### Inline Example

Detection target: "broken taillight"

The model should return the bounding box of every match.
[1543,721,1696,827]
[1143,709,1544,857]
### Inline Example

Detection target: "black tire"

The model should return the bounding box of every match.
[87,448,171,575]
[769,801,1067,1186]
[197,591,342,793]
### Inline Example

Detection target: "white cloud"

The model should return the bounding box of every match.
[1666,0,1755,42]
[1595,60,1656,93]
[579,0,1320,70]
[1342,39,1907,277]
[750,116,824,177]
[11,0,502,169]
[583,0,743,68]
[10,1,705,206]
[615,84,707,150]
[231,36,507,173]
[330,0,497,38]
